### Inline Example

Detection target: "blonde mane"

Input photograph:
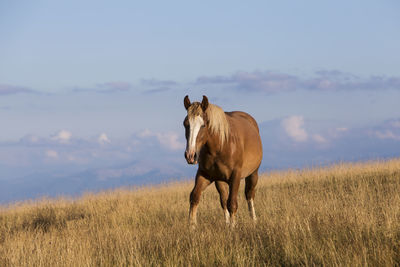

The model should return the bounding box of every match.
[206,104,230,146]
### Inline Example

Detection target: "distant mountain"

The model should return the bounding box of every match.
[0,159,194,204]
[1,117,400,204]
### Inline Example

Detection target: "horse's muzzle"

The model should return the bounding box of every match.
[185,150,198,165]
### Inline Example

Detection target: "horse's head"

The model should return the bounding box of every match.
[183,95,209,164]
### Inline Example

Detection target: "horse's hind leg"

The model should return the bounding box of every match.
[245,168,259,222]
[215,181,230,224]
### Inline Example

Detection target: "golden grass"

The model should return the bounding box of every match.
[1,159,400,266]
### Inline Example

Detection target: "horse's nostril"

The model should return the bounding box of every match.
[185,150,195,164]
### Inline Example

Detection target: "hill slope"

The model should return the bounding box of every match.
[1,159,400,266]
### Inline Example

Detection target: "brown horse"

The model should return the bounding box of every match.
[183,95,263,227]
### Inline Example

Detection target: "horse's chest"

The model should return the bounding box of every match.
[201,158,232,181]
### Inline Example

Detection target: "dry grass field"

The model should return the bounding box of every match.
[1,159,400,266]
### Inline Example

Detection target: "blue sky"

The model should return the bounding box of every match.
[0,1,400,202]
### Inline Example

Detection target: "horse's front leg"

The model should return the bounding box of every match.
[189,171,211,227]
[227,171,241,228]
[215,181,230,225]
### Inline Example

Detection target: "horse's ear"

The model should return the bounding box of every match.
[201,95,209,111]
[184,95,191,110]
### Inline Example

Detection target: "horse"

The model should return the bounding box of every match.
[183,95,263,227]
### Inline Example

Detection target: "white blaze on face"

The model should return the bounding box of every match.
[187,115,204,153]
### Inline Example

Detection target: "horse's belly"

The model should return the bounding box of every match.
[240,139,263,177]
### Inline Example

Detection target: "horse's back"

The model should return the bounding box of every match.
[225,111,263,177]
[225,111,260,132]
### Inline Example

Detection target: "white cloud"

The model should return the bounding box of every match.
[52,130,72,143]
[281,116,308,142]
[336,127,348,132]
[312,134,327,144]
[195,70,400,93]
[20,134,40,144]
[375,130,400,141]
[98,133,111,144]
[138,129,153,138]
[45,150,58,158]
[138,129,185,150]
[156,132,185,150]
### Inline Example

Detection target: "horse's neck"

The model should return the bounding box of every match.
[205,130,228,154]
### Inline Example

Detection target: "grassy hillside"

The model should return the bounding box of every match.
[1,159,400,266]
